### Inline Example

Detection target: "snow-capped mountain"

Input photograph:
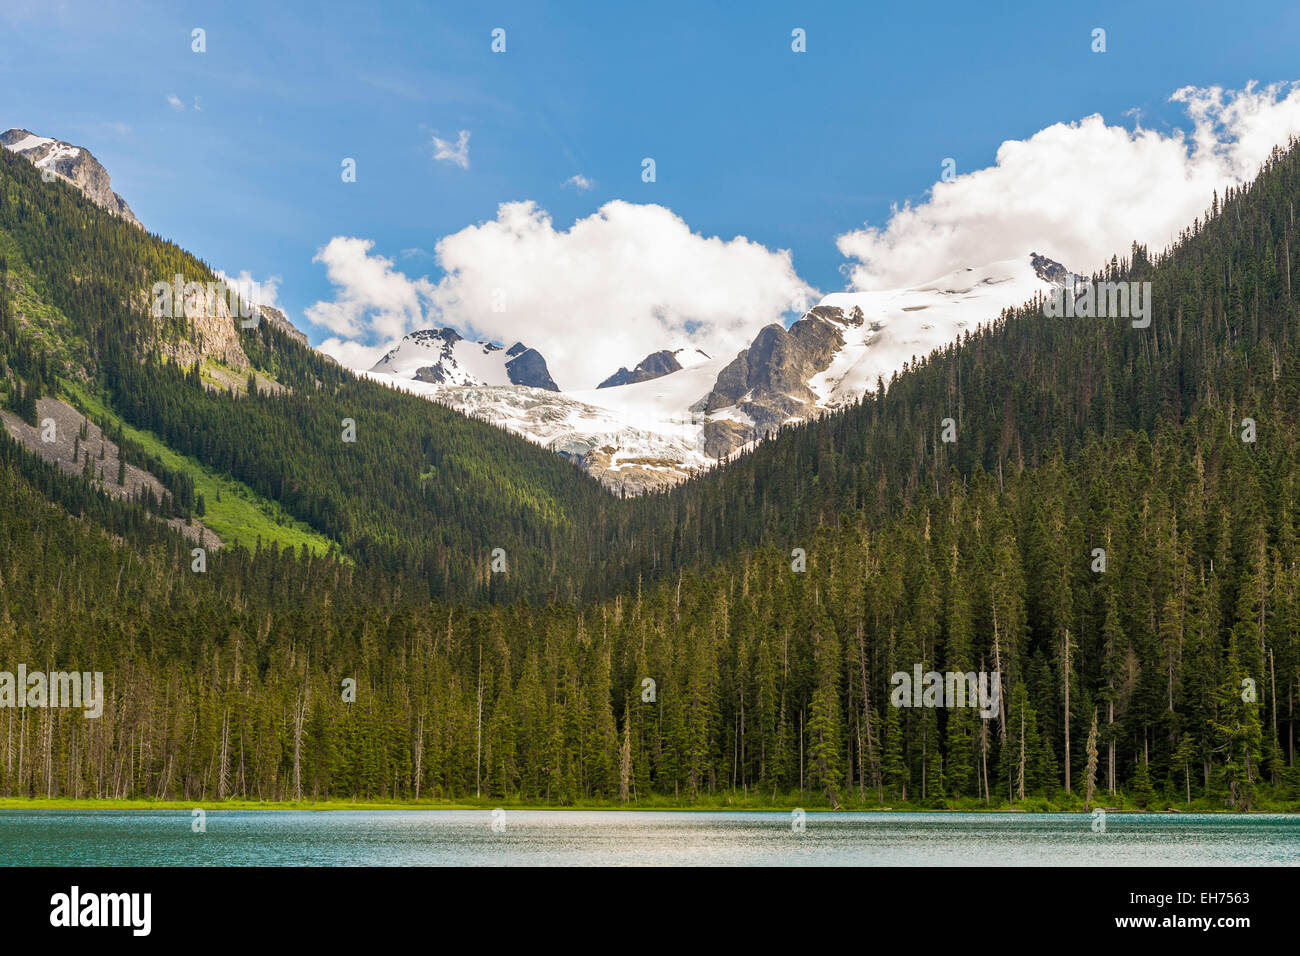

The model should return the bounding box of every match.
[366,353,730,493]
[2,128,141,228]
[598,347,712,388]
[698,256,1055,458]
[361,255,1065,493]
[369,329,559,390]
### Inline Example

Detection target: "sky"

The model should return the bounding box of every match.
[4,0,1300,388]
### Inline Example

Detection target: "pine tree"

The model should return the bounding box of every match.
[1084,709,1099,810]
[1131,749,1156,809]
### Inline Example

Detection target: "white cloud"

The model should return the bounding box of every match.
[166,94,184,112]
[837,81,1300,290]
[304,237,435,343]
[309,81,1300,389]
[316,336,397,370]
[306,201,816,388]
[564,174,595,191]
[215,269,280,310]
[432,130,470,170]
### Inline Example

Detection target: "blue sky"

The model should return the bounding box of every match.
[4,0,1300,384]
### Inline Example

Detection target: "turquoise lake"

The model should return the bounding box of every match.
[1,810,1296,866]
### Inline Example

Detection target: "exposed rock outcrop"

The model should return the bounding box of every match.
[504,343,560,391]
[599,350,683,388]
[1030,252,1083,288]
[255,305,309,345]
[2,128,141,228]
[700,306,862,458]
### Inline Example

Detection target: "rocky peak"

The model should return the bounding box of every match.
[1030,252,1082,288]
[700,310,848,458]
[254,305,309,345]
[503,343,559,391]
[2,128,141,228]
[598,347,713,388]
[371,328,560,391]
[599,349,682,388]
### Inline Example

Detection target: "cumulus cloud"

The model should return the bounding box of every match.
[215,269,281,310]
[166,94,184,111]
[311,82,1300,386]
[307,201,816,388]
[564,174,595,191]
[432,130,470,169]
[305,237,435,343]
[837,82,1300,290]
[316,336,396,371]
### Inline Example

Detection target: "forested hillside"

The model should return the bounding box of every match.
[604,142,1300,590]
[9,139,1300,609]
[1,136,1299,808]
[0,145,614,602]
[0,399,1295,808]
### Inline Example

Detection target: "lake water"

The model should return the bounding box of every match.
[1,810,1297,866]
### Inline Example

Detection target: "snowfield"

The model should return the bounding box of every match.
[354,255,1059,492]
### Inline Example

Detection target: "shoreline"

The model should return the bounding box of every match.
[0,798,1294,813]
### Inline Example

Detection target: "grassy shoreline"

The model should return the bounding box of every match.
[1,797,1295,813]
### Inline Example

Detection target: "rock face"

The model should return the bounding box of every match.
[598,347,711,388]
[143,281,252,374]
[504,343,560,390]
[700,305,862,458]
[1031,252,1083,287]
[2,129,142,228]
[599,350,682,388]
[255,305,309,346]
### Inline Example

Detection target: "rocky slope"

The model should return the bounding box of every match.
[256,305,309,345]
[2,128,141,227]
[0,397,220,548]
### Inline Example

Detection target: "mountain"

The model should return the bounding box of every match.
[2,128,141,228]
[362,257,1060,492]
[1,127,309,379]
[598,346,711,388]
[4,136,1300,811]
[369,328,559,390]
[255,304,309,346]
[367,356,727,493]
[700,257,1055,458]
[0,141,613,604]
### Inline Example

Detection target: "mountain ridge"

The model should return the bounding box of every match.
[2,127,141,228]
[370,327,560,390]
[362,256,1065,491]
[598,346,711,388]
